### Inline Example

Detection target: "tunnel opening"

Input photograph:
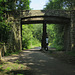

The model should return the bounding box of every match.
[21,15,70,51]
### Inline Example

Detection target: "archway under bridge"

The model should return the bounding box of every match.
[6,10,75,51]
[21,15,70,50]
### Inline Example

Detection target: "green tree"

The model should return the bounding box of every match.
[22,25,33,49]
[32,24,43,42]
[16,0,31,10]
[47,24,55,44]
[22,24,42,49]
[44,0,75,10]
[5,0,31,10]
[0,0,11,43]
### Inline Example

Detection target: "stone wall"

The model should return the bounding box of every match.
[20,10,70,18]
[70,10,75,51]
[6,11,22,51]
[64,23,71,51]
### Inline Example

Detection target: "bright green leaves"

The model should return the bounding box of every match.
[22,25,33,49]
[22,24,42,49]
[32,24,43,42]
[0,0,11,43]
[47,24,55,43]
[0,0,3,2]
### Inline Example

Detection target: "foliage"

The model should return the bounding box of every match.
[31,37,41,48]
[0,22,11,43]
[22,24,57,49]
[22,24,42,49]
[44,0,63,10]
[47,24,64,50]
[47,24,55,43]
[0,0,11,43]
[16,0,31,10]
[0,62,27,74]
[5,0,31,10]
[44,0,75,10]
[22,23,64,50]
[22,25,33,49]
[32,24,43,42]
[5,49,22,56]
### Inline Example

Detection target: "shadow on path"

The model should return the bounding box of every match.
[2,48,75,75]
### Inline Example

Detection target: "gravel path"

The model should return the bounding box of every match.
[2,48,75,75]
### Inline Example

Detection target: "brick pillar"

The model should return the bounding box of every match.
[71,11,75,51]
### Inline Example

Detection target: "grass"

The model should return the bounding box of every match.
[5,50,22,56]
[29,38,41,49]
[0,62,30,75]
[14,60,20,63]
[0,64,2,67]
[5,67,11,71]
[23,42,41,50]
[30,44,41,49]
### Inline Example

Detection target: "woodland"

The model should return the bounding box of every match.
[0,0,75,56]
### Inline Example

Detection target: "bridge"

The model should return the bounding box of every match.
[6,10,75,51]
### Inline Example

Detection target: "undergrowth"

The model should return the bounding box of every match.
[5,50,22,56]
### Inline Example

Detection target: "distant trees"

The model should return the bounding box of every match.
[32,24,43,42]
[22,25,33,49]
[22,24,42,49]
[22,24,58,49]
[44,0,75,10]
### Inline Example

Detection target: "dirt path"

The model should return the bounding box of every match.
[2,49,75,75]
